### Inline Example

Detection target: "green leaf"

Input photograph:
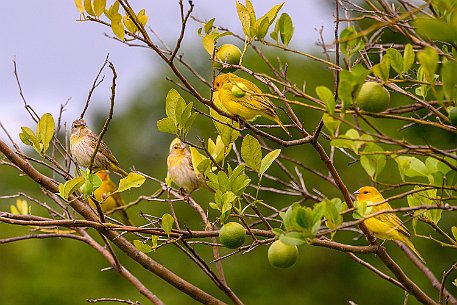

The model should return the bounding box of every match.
[360,143,386,181]
[452,226,457,241]
[278,13,293,45]
[241,134,262,172]
[442,60,457,101]
[117,172,145,193]
[403,44,415,73]
[338,65,369,110]
[217,171,231,193]
[414,17,457,42]
[352,200,372,220]
[19,126,40,151]
[315,86,335,114]
[166,89,185,124]
[236,0,251,37]
[322,113,340,137]
[259,149,281,177]
[395,156,430,180]
[202,32,220,56]
[93,0,106,17]
[245,0,257,37]
[210,108,240,146]
[386,48,403,75]
[133,240,153,253]
[255,2,284,40]
[417,46,438,82]
[340,26,365,57]
[279,232,306,246]
[203,18,215,35]
[58,176,86,201]
[79,170,102,199]
[407,187,441,225]
[281,202,301,231]
[36,113,55,154]
[157,117,177,135]
[161,213,174,238]
[372,56,391,82]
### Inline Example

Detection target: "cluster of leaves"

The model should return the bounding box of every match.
[199,0,293,63]
[273,198,347,246]
[74,0,148,41]
[157,89,197,140]
[19,113,55,155]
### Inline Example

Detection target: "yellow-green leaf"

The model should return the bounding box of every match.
[133,240,153,253]
[123,14,138,33]
[111,13,125,40]
[117,172,145,193]
[137,9,148,27]
[84,0,96,16]
[58,176,85,201]
[241,134,262,172]
[37,113,55,154]
[236,1,251,37]
[93,0,106,17]
[74,0,84,14]
[259,149,281,177]
[161,213,174,238]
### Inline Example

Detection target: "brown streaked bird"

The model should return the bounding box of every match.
[354,186,425,263]
[70,119,128,177]
[167,138,206,194]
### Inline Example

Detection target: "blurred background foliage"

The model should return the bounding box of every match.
[1,20,457,305]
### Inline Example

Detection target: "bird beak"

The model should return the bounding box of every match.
[179,142,187,149]
[353,190,360,195]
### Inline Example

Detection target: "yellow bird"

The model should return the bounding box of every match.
[70,119,128,177]
[213,73,290,135]
[167,139,206,194]
[354,186,425,263]
[89,170,132,226]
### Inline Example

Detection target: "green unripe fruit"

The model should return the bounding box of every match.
[214,44,242,72]
[356,82,390,113]
[219,222,246,249]
[231,82,248,98]
[267,240,298,268]
[448,107,457,126]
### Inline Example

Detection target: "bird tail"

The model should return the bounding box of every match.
[111,164,128,177]
[118,209,133,226]
[401,238,426,263]
[273,115,291,137]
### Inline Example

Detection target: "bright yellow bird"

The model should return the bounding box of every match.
[213,73,290,135]
[89,170,132,226]
[70,119,128,177]
[354,186,425,263]
[167,138,206,194]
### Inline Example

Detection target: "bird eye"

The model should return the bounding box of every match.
[363,191,369,194]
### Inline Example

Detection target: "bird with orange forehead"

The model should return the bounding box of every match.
[354,186,425,263]
[89,170,132,226]
[167,138,206,194]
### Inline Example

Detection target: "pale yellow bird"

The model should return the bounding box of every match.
[167,139,206,193]
[354,186,425,263]
[70,119,128,177]
[213,73,290,135]
[89,170,132,225]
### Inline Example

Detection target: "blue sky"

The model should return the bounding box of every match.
[0,1,332,141]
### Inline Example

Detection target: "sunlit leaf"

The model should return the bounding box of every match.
[241,134,262,172]
[259,149,281,177]
[161,213,174,238]
[117,172,145,193]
